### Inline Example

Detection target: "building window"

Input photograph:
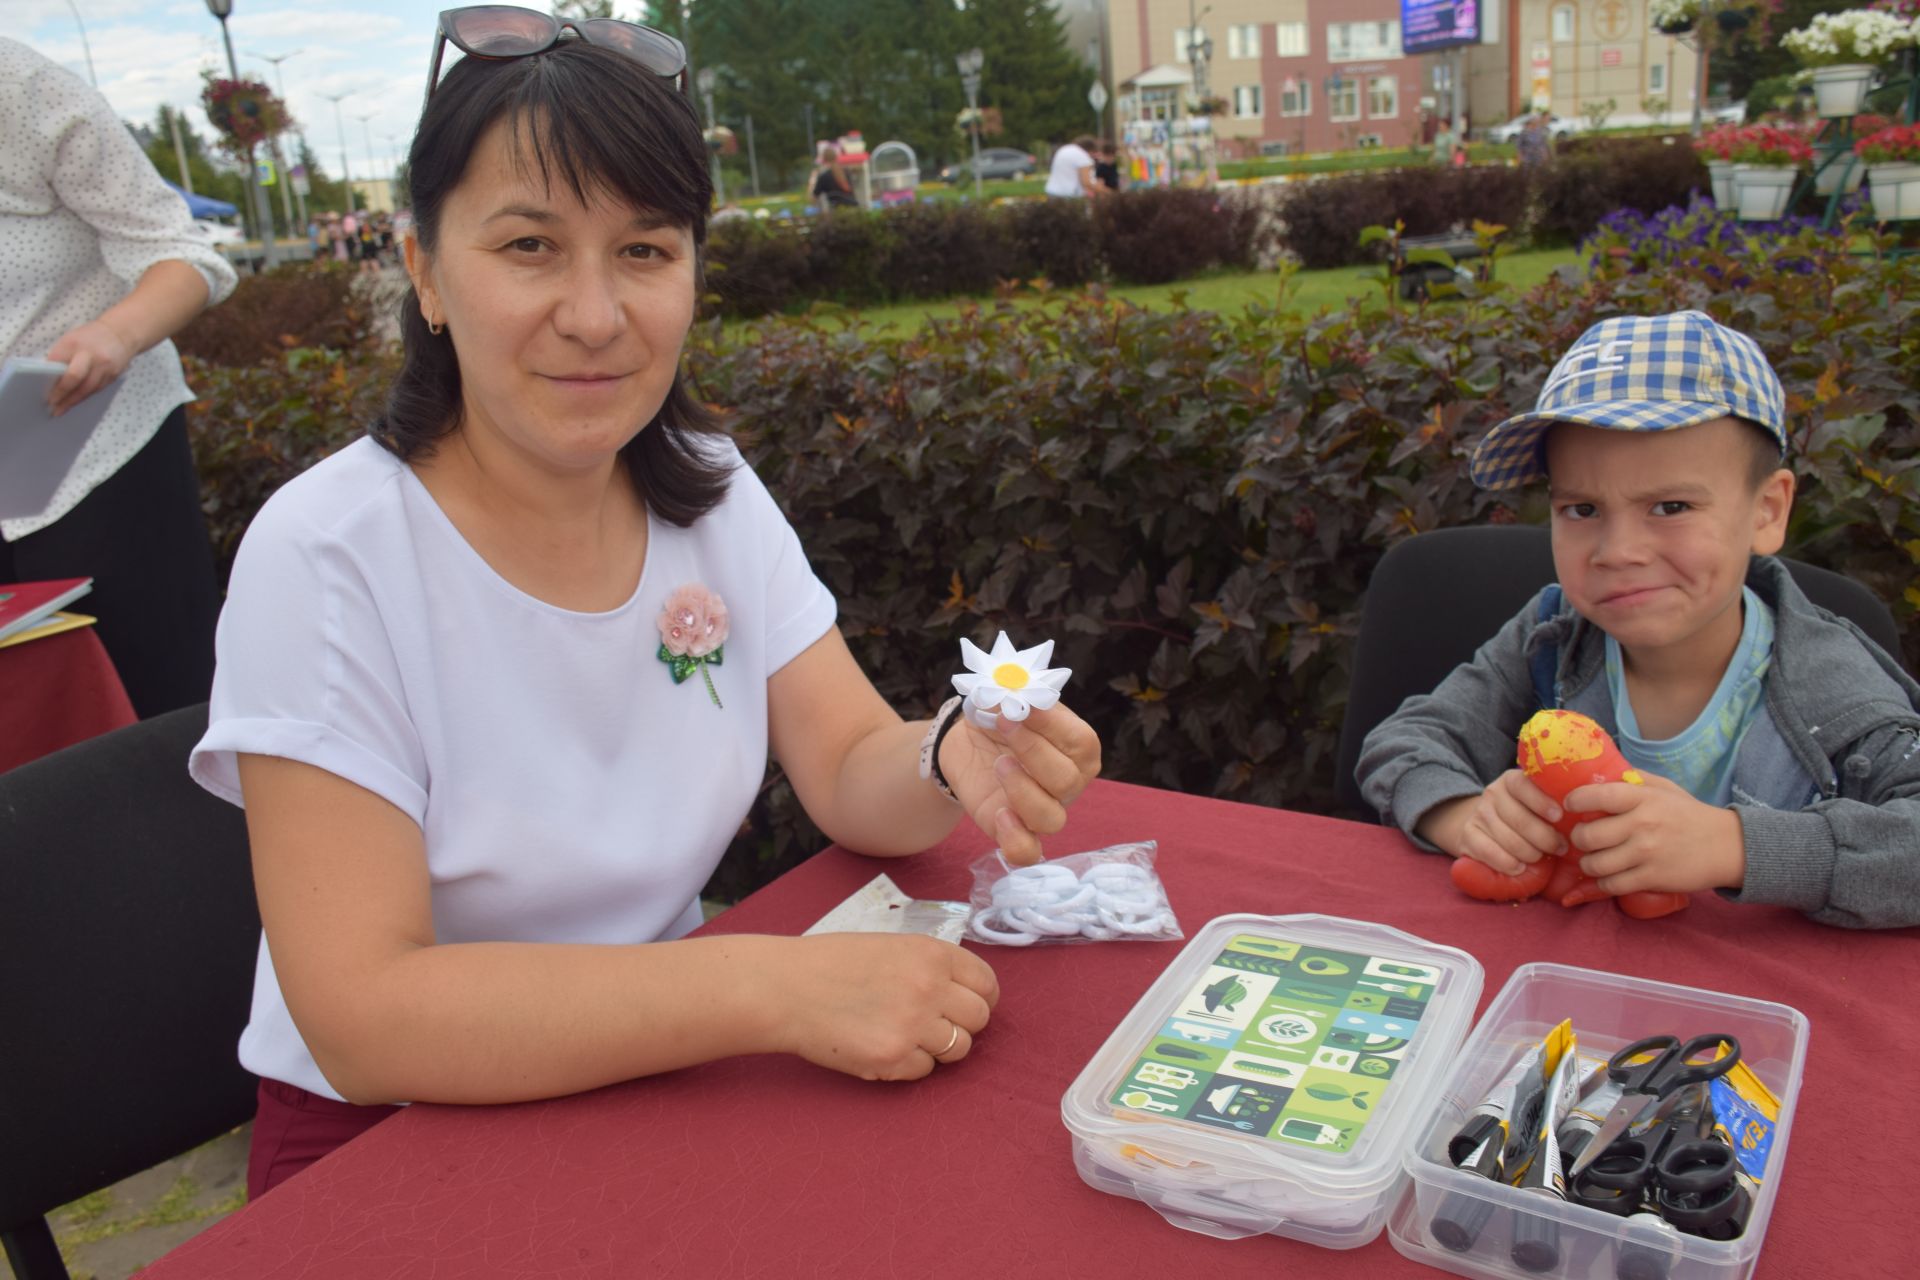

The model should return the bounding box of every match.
[1328,20,1402,63]
[1227,24,1259,60]
[1329,78,1361,121]
[1233,84,1263,118]
[1175,27,1196,63]
[1649,63,1667,93]
[1280,79,1312,117]
[1368,75,1398,119]
[1276,22,1309,57]
[1551,6,1574,43]
[1432,62,1453,93]
[1356,134,1385,149]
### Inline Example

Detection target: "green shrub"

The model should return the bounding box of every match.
[184,342,401,583]
[700,188,1275,318]
[1279,165,1533,269]
[186,229,1920,902]
[175,263,374,367]
[1530,136,1710,245]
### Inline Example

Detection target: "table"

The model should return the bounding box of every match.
[144,780,1916,1279]
[0,625,134,773]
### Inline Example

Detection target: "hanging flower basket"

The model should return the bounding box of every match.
[1731,165,1797,219]
[1707,159,1737,207]
[1866,163,1920,220]
[1649,0,1702,36]
[199,73,290,159]
[1857,123,1920,220]
[1807,64,1878,118]
[1814,154,1866,195]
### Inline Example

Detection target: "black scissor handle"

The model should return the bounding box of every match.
[1655,1139,1737,1197]
[1658,1034,1742,1092]
[1609,1033,1741,1094]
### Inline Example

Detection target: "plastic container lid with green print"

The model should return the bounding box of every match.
[1060,913,1483,1250]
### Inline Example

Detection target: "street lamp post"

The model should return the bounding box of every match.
[250,48,305,230]
[1186,2,1213,101]
[321,90,355,217]
[357,112,381,209]
[695,67,726,205]
[62,0,97,88]
[204,1,279,268]
[956,47,984,203]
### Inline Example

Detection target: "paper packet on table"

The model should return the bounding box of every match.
[965,840,1182,946]
[802,874,970,944]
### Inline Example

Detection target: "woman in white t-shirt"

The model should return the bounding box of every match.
[189,10,1100,1199]
[1044,134,1104,199]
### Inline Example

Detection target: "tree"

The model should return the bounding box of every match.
[142,106,247,216]
[553,1,617,19]
[959,0,1095,153]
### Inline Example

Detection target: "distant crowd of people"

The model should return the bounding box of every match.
[308,210,401,271]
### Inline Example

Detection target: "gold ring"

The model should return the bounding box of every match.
[934,1023,962,1060]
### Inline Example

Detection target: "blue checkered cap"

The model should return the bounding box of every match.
[1469,310,1787,491]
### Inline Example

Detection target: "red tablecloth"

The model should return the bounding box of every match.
[0,625,134,773]
[143,780,1916,1279]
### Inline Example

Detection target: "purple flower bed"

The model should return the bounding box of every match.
[1579,193,1862,284]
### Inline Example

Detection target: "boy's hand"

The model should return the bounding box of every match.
[1565,774,1747,894]
[1416,769,1566,875]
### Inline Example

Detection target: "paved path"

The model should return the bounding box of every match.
[2,1126,249,1280]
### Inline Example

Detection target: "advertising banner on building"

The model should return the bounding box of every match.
[1402,0,1481,55]
[1530,42,1552,112]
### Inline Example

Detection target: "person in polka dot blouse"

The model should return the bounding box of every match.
[0,37,237,715]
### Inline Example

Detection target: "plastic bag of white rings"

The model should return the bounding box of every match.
[965,841,1182,946]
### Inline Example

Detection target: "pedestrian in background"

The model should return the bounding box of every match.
[1044,134,1103,199]
[1093,139,1121,192]
[1517,113,1553,169]
[809,142,857,210]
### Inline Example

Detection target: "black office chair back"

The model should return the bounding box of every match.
[1332,525,1904,816]
[0,704,259,1280]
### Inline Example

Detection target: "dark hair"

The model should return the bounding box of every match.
[376,41,728,526]
[1733,416,1788,489]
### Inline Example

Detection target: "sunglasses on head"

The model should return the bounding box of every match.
[423,5,689,111]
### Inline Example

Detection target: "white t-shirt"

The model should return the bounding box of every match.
[1044,143,1095,198]
[0,38,236,541]
[190,435,837,1099]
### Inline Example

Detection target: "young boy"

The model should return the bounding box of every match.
[1356,310,1920,928]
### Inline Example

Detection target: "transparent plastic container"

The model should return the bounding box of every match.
[1060,914,1484,1249]
[1388,962,1810,1280]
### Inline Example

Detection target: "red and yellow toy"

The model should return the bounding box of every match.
[1450,710,1689,919]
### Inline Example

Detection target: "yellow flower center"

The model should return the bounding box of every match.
[993,663,1030,690]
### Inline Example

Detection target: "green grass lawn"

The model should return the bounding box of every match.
[719,246,1582,339]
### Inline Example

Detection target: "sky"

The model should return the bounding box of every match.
[7,0,455,181]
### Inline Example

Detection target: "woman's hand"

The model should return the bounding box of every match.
[779,933,999,1080]
[45,319,135,416]
[938,704,1101,865]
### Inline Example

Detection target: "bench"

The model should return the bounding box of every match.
[1392,230,1499,301]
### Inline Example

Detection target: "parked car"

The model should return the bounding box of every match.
[1484,112,1583,144]
[193,217,243,245]
[938,147,1038,183]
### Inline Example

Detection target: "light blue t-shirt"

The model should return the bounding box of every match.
[1605,587,1775,804]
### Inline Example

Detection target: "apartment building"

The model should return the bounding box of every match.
[1101,2,1706,155]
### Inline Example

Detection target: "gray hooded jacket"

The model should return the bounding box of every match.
[1356,556,1920,928]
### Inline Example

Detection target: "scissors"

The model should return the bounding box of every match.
[1564,1033,1741,1181]
[1569,1084,1748,1238]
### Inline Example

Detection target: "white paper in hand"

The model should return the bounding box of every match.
[0,357,121,520]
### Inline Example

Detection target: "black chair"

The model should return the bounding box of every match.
[0,704,259,1280]
[1332,525,1904,817]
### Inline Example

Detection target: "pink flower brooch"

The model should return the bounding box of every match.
[656,584,729,708]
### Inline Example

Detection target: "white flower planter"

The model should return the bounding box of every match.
[1707,159,1736,208]
[1731,165,1797,220]
[1814,153,1865,195]
[1808,64,1876,119]
[1867,162,1920,221]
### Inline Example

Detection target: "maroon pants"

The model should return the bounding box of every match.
[248,1078,402,1200]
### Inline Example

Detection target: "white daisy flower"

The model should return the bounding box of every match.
[951,632,1072,728]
